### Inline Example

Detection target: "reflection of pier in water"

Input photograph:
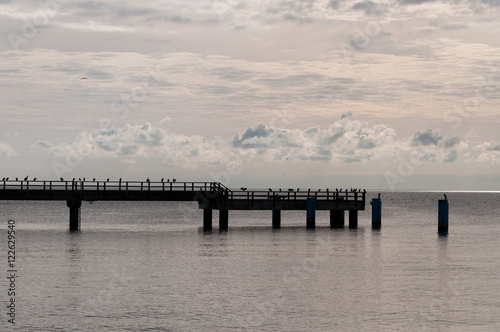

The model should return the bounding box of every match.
[0,180,365,231]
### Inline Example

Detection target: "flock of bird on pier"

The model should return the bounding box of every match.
[243,187,367,194]
[2,176,178,183]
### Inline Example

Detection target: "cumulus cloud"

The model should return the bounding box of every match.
[159,117,171,125]
[476,142,500,164]
[42,117,488,172]
[0,141,16,157]
[232,114,398,163]
[407,128,467,163]
[410,128,462,148]
[50,122,233,169]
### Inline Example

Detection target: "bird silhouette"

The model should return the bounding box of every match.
[24,176,28,181]
[161,178,164,182]
[172,178,177,182]
[80,77,88,80]
[60,177,64,181]
[93,178,96,182]
[83,177,85,182]
[107,178,109,182]
[378,193,381,199]
[444,193,447,200]
[33,177,37,181]
[146,177,150,182]
[15,177,18,181]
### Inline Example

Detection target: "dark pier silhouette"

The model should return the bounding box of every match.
[0,179,366,231]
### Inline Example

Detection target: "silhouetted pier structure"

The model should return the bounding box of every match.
[0,180,366,231]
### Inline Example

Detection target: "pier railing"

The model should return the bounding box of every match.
[0,180,230,193]
[0,180,364,202]
[225,189,365,202]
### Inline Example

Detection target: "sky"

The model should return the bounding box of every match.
[0,0,499,190]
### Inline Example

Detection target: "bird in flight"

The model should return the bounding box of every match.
[80,77,88,80]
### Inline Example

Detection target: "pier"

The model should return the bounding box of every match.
[0,179,366,231]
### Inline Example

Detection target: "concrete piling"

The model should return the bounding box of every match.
[349,210,358,229]
[67,198,81,231]
[203,209,212,231]
[272,210,281,229]
[330,210,344,228]
[219,209,229,231]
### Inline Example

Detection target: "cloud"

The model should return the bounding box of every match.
[61,21,136,33]
[50,122,233,169]
[411,128,462,148]
[476,142,500,164]
[487,144,500,151]
[159,117,171,125]
[351,1,388,16]
[407,128,468,163]
[32,140,52,149]
[0,141,16,157]
[232,114,398,163]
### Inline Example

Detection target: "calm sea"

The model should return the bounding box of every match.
[1,191,499,331]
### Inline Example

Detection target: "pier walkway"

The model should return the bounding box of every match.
[0,179,365,231]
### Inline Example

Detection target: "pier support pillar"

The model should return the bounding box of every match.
[438,199,449,233]
[203,209,212,231]
[330,210,344,228]
[349,210,358,229]
[272,210,281,229]
[219,209,229,231]
[370,197,382,229]
[67,198,82,231]
[306,198,316,229]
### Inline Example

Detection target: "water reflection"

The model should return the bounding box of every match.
[198,230,229,257]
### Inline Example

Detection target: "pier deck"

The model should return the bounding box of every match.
[0,180,365,231]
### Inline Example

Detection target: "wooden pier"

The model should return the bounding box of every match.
[0,179,366,231]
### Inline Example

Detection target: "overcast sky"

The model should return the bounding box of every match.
[1,0,499,190]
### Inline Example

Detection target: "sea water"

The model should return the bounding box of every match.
[1,191,499,331]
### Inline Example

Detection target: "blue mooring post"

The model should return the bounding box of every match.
[438,197,449,233]
[370,196,382,229]
[306,197,316,229]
